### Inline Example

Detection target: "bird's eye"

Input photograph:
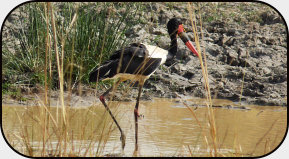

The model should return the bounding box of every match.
[183,26,186,32]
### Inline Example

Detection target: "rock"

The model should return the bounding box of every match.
[183,71,195,80]
[157,36,170,49]
[152,27,166,35]
[260,10,284,25]
[262,67,271,76]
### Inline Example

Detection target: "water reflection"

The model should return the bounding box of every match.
[2,98,287,157]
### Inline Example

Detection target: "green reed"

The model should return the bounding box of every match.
[2,2,143,90]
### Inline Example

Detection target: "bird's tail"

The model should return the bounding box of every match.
[89,62,113,82]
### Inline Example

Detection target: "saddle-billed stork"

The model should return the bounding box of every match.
[89,18,199,152]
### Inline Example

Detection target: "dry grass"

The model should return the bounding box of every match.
[2,3,117,157]
[2,2,285,157]
[186,2,218,157]
[177,2,285,157]
[3,102,119,157]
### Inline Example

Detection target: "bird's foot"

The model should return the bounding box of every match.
[120,133,126,150]
[133,149,139,157]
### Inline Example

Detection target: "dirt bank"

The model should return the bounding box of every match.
[123,2,287,106]
[2,2,287,106]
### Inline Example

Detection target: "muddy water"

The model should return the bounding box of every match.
[2,98,287,157]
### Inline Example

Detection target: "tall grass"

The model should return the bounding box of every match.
[185,2,218,156]
[182,2,284,157]
[3,99,118,157]
[2,2,144,157]
[2,2,143,90]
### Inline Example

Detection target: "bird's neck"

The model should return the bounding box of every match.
[167,34,177,62]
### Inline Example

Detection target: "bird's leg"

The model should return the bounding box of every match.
[99,80,126,150]
[134,83,143,153]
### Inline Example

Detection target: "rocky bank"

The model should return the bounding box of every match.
[118,2,287,106]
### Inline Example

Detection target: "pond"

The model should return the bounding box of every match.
[2,98,287,157]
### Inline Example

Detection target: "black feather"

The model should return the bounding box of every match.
[89,43,161,82]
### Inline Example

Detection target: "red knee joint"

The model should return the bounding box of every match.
[134,108,139,116]
[99,95,105,102]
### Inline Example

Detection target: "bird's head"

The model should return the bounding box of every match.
[167,18,199,57]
